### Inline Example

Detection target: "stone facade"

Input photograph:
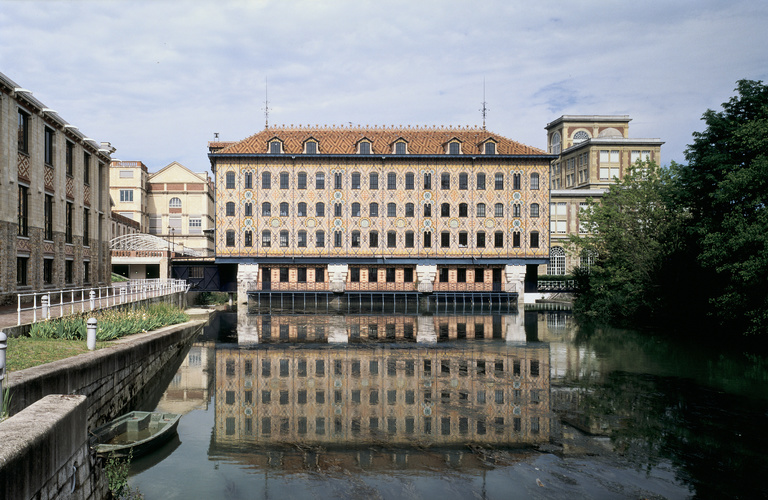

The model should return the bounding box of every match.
[0,71,113,304]
[543,116,663,274]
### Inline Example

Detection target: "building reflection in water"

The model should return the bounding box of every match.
[206,313,550,473]
[155,342,216,415]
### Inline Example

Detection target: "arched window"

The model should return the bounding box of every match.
[244,202,253,217]
[441,203,451,217]
[169,197,182,209]
[315,230,325,247]
[297,202,307,217]
[405,203,415,217]
[279,230,289,247]
[225,202,235,217]
[225,230,235,247]
[387,172,397,190]
[351,231,361,247]
[494,203,504,217]
[244,171,253,189]
[280,202,289,217]
[530,231,540,248]
[297,172,307,189]
[262,202,271,217]
[405,172,415,190]
[580,249,595,271]
[261,230,271,247]
[548,246,566,275]
[369,202,379,217]
[530,203,540,217]
[225,171,235,189]
[261,172,271,189]
[459,173,468,190]
[530,173,540,190]
[573,130,590,143]
[351,203,361,217]
[459,203,468,217]
[387,203,397,217]
[550,132,561,154]
[476,203,486,217]
[316,202,325,217]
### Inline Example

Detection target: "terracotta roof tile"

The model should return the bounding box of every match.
[213,125,547,156]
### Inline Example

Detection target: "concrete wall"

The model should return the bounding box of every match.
[0,395,109,500]
[4,317,205,429]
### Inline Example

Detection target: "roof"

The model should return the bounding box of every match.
[208,125,548,156]
[545,115,632,130]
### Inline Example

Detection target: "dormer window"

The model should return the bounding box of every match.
[358,141,371,154]
[394,141,407,155]
[484,142,496,155]
[269,140,282,154]
[304,141,318,154]
[448,142,461,155]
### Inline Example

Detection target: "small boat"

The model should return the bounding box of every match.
[91,411,181,458]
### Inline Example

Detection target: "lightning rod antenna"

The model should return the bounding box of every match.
[480,78,489,130]
[263,77,271,129]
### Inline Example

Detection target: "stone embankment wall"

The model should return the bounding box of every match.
[0,395,109,500]
[0,316,207,499]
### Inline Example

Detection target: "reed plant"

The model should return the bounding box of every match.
[28,304,189,342]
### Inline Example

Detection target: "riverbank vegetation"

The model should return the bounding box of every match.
[29,303,189,341]
[571,79,768,340]
[4,304,190,372]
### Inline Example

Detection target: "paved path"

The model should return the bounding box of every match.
[0,286,177,330]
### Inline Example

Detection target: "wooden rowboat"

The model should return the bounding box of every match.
[91,411,181,458]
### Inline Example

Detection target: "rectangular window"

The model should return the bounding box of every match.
[43,194,53,241]
[474,268,484,283]
[44,127,55,165]
[83,153,90,184]
[17,185,30,237]
[440,231,450,248]
[359,142,371,154]
[83,208,90,244]
[43,258,54,285]
[119,189,133,202]
[305,141,317,154]
[387,231,396,248]
[17,257,28,286]
[118,169,133,178]
[65,202,73,243]
[386,268,396,283]
[17,109,29,154]
[189,217,202,234]
[65,259,73,284]
[476,231,485,248]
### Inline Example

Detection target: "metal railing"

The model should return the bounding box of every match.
[16,279,188,325]
[537,279,576,292]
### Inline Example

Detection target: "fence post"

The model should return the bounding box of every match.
[42,295,50,320]
[120,287,126,304]
[87,318,97,350]
[89,291,96,311]
[0,331,6,407]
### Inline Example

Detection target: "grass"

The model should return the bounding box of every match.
[5,337,110,372]
[111,273,129,282]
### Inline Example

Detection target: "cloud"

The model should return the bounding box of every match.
[1,0,767,169]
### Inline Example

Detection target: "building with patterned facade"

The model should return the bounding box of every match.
[0,71,113,304]
[213,341,550,448]
[208,125,556,304]
[543,116,663,274]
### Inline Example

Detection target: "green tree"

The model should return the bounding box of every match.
[677,79,768,336]
[570,161,684,325]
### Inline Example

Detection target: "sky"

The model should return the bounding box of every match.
[1,0,766,175]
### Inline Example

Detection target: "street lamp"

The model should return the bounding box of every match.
[167,226,175,279]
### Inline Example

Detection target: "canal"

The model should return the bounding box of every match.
[129,307,768,499]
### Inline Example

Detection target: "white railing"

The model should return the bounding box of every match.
[16,279,188,326]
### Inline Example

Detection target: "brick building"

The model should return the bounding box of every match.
[208,125,556,304]
[0,71,112,304]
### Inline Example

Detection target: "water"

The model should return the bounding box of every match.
[129,308,768,499]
